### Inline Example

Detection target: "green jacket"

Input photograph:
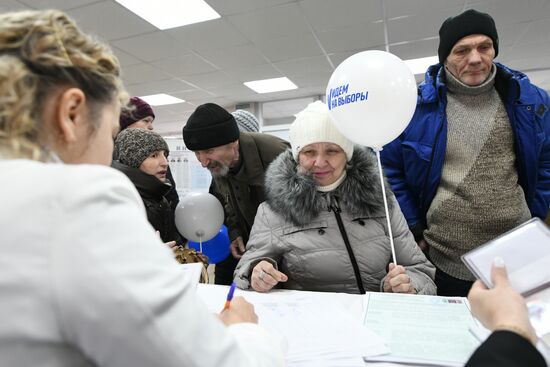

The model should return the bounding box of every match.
[212,132,289,243]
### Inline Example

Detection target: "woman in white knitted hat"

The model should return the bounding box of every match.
[234,101,436,295]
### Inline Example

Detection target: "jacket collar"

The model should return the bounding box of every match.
[265,147,393,226]
[229,132,265,186]
[112,160,172,200]
[419,62,529,105]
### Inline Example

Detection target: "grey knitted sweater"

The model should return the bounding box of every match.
[425,66,531,281]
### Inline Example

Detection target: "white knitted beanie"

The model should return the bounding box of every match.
[289,101,354,162]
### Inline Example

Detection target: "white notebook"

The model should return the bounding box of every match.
[461,218,550,296]
[462,218,550,350]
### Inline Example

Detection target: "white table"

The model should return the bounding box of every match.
[196,284,550,367]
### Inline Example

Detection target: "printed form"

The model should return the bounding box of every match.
[363,292,480,367]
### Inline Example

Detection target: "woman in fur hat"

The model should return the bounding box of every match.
[113,128,183,246]
[234,101,436,295]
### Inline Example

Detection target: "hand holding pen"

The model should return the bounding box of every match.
[219,283,259,325]
[223,282,237,311]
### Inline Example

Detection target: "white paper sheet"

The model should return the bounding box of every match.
[197,285,390,367]
[179,262,204,287]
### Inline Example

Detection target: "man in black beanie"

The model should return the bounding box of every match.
[183,103,289,285]
[381,9,550,297]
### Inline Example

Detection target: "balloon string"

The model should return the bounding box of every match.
[199,236,203,253]
[374,148,397,266]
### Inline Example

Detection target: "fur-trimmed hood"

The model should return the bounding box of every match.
[265,146,393,226]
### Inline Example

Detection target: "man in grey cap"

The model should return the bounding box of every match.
[232,110,260,133]
[182,103,289,285]
[381,9,550,296]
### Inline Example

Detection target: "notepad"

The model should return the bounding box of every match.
[462,217,550,350]
[461,218,550,297]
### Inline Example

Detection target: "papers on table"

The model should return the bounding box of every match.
[197,285,389,367]
[362,292,480,367]
[526,287,550,353]
[461,218,550,296]
[253,296,388,366]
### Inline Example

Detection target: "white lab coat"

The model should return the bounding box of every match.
[0,159,284,367]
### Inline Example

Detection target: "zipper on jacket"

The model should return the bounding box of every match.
[328,196,366,294]
[418,115,445,220]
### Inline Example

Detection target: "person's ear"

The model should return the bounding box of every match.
[55,88,87,144]
[232,140,239,152]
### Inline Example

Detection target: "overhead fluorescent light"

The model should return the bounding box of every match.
[404,55,439,75]
[244,77,298,94]
[139,93,185,106]
[115,0,220,30]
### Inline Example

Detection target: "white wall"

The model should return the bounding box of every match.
[164,137,212,199]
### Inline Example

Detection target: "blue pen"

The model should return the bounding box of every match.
[222,282,236,311]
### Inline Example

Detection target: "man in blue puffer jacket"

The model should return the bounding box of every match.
[381,9,550,297]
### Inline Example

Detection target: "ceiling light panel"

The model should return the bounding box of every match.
[115,0,220,30]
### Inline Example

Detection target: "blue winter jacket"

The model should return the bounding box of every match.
[381,62,550,238]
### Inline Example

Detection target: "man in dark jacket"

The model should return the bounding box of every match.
[182,103,289,285]
[381,9,550,296]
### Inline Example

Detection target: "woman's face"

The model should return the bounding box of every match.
[54,93,120,165]
[298,142,347,186]
[140,150,169,181]
[74,100,121,165]
[128,116,154,130]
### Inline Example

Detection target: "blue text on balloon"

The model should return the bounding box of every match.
[328,84,369,111]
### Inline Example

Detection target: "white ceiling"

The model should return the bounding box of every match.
[2,0,550,135]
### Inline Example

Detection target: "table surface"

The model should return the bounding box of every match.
[196,284,428,367]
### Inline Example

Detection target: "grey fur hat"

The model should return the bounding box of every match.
[115,128,169,168]
[232,109,259,132]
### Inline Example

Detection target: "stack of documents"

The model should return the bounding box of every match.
[197,285,389,367]
[362,292,480,366]
[252,293,389,366]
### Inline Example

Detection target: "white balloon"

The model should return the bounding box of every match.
[326,50,417,149]
[175,192,224,242]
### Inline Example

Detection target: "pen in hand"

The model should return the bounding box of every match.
[222,282,237,311]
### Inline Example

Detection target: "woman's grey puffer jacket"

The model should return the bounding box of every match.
[234,147,436,295]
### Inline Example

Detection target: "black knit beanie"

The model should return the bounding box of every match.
[182,103,240,151]
[438,9,499,63]
[115,128,169,168]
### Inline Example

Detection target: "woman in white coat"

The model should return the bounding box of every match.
[0,10,283,367]
[234,101,436,295]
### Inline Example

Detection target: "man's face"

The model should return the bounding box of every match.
[445,34,495,86]
[194,141,239,177]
